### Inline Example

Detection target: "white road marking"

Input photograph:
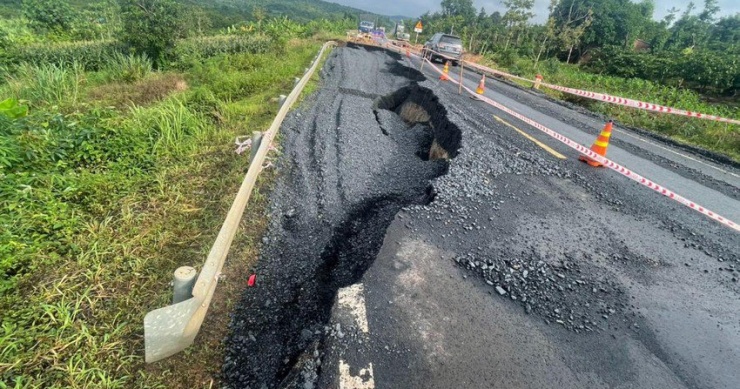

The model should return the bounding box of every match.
[614,128,740,180]
[337,283,369,333]
[339,360,374,389]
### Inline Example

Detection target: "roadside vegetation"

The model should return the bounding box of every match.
[0,0,350,387]
[413,0,739,161]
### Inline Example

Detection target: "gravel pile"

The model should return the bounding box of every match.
[454,249,626,333]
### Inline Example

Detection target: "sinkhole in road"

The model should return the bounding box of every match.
[223,83,462,388]
[374,83,462,161]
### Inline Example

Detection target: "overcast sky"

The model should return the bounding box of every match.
[331,0,740,23]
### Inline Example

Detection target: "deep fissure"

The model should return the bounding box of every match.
[223,79,462,388]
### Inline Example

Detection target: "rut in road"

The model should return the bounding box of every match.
[222,44,461,389]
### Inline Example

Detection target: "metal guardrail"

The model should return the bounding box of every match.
[144,41,337,363]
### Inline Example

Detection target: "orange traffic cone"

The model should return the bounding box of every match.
[476,74,486,94]
[439,61,450,81]
[579,120,613,167]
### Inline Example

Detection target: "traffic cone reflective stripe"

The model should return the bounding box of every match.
[476,75,486,94]
[579,120,613,167]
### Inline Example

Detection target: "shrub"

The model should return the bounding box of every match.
[587,48,739,96]
[119,0,184,64]
[1,40,123,71]
[5,61,84,107]
[105,52,153,83]
[171,34,276,68]
[127,98,207,155]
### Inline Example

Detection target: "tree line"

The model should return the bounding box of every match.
[416,0,739,96]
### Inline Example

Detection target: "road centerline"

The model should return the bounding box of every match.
[493,115,567,160]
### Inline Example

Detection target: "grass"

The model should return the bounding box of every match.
[480,55,740,162]
[0,36,324,388]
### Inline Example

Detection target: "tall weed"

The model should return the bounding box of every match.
[5,62,84,107]
[128,99,207,155]
[105,52,152,83]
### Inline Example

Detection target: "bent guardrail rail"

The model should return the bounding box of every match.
[144,41,337,363]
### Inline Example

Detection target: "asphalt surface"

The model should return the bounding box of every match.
[223,43,740,389]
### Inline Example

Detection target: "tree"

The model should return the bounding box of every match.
[502,0,535,50]
[22,0,74,33]
[698,0,720,23]
[548,0,593,62]
[441,0,475,21]
[118,0,184,64]
[663,7,680,27]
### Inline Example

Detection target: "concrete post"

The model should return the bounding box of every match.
[172,266,197,304]
[278,94,287,109]
[250,131,263,164]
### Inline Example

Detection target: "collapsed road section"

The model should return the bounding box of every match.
[222,43,461,388]
[224,43,740,389]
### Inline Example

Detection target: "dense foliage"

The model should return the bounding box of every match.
[417,0,740,97]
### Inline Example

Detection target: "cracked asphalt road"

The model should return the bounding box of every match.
[224,43,740,389]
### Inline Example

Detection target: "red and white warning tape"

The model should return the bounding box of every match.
[412,47,740,125]
[422,57,740,233]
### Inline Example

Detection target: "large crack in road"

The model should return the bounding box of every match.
[222,44,461,388]
[224,43,740,389]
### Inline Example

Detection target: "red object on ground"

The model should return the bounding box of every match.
[248,274,256,287]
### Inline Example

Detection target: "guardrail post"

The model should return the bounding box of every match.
[172,266,197,304]
[250,131,263,164]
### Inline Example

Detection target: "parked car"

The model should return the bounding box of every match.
[423,33,463,66]
[359,20,374,33]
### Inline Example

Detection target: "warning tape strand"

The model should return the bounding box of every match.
[401,45,740,126]
[418,55,740,233]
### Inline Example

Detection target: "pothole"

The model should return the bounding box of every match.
[374,84,462,161]
[223,80,461,388]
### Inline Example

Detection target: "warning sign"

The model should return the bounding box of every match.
[414,20,423,33]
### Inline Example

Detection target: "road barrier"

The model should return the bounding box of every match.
[376,40,740,231]
[402,45,740,126]
[143,41,337,363]
[419,56,740,233]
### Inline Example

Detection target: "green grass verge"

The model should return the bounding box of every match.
[0,37,322,388]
